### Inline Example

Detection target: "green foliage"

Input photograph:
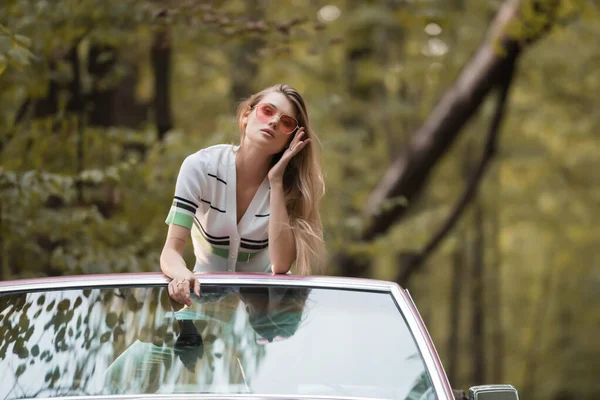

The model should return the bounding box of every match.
[1,0,599,399]
[0,24,36,76]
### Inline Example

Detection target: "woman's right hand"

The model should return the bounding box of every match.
[161,224,198,306]
[167,272,201,307]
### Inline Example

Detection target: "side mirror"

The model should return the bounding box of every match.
[468,385,519,400]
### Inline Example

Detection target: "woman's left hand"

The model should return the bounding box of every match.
[268,128,310,184]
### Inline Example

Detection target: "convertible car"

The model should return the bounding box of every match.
[0,273,518,400]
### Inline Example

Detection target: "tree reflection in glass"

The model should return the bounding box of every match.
[0,285,309,398]
[1,284,435,400]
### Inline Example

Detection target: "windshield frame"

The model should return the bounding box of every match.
[0,273,454,400]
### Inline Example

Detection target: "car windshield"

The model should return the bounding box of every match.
[0,283,437,400]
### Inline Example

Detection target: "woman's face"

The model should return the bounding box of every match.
[243,91,299,154]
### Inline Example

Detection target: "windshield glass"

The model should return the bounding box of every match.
[0,284,437,400]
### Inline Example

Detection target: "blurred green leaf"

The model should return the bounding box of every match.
[0,54,7,76]
[100,332,111,343]
[8,47,30,66]
[13,34,32,48]
[13,340,29,359]
[105,312,118,329]
[0,36,11,53]
[16,364,26,377]
[57,299,70,312]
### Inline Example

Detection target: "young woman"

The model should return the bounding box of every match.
[161,84,326,305]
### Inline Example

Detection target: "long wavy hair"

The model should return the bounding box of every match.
[236,84,326,275]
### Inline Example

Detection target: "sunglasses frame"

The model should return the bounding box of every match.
[252,103,299,134]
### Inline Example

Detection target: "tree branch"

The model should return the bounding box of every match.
[361,0,559,242]
[333,0,561,280]
[396,56,516,286]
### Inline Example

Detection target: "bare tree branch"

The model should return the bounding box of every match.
[361,0,558,242]
[334,0,560,280]
[396,58,515,286]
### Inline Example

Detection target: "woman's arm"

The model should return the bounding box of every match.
[160,224,200,305]
[267,128,311,274]
[268,182,296,274]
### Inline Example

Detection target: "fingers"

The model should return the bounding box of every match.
[168,281,181,304]
[288,128,310,152]
[289,138,311,154]
[292,128,305,146]
[168,280,175,298]
[193,278,201,297]
[167,278,194,306]
[286,128,303,150]
[168,280,183,305]
[181,279,192,306]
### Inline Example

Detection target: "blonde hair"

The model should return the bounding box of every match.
[236,84,326,275]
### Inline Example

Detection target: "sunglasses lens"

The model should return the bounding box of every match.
[279,116,297,134]
[255,104,297,134]
[256,104,275,122]
[255,335,290,344]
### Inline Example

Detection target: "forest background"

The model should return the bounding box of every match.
[1,0,599,399]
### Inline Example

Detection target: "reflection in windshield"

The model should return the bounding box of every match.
[0,285,436,400]
[102,286,310,395]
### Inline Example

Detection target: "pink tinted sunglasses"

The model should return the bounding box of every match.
[253,103,299,134]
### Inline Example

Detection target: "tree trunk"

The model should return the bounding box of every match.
[87,43,149,146]
[88,45,117,127]
[336,6,374,277]
[67,45,86,203]
[229,0,264,103]
[489,171,504,383]
[337,0,402,277]
[152,10,174,141]
[447,233,465,386]
[378,1,408,161]
[522,255,557,399]
[471,197,485,384]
